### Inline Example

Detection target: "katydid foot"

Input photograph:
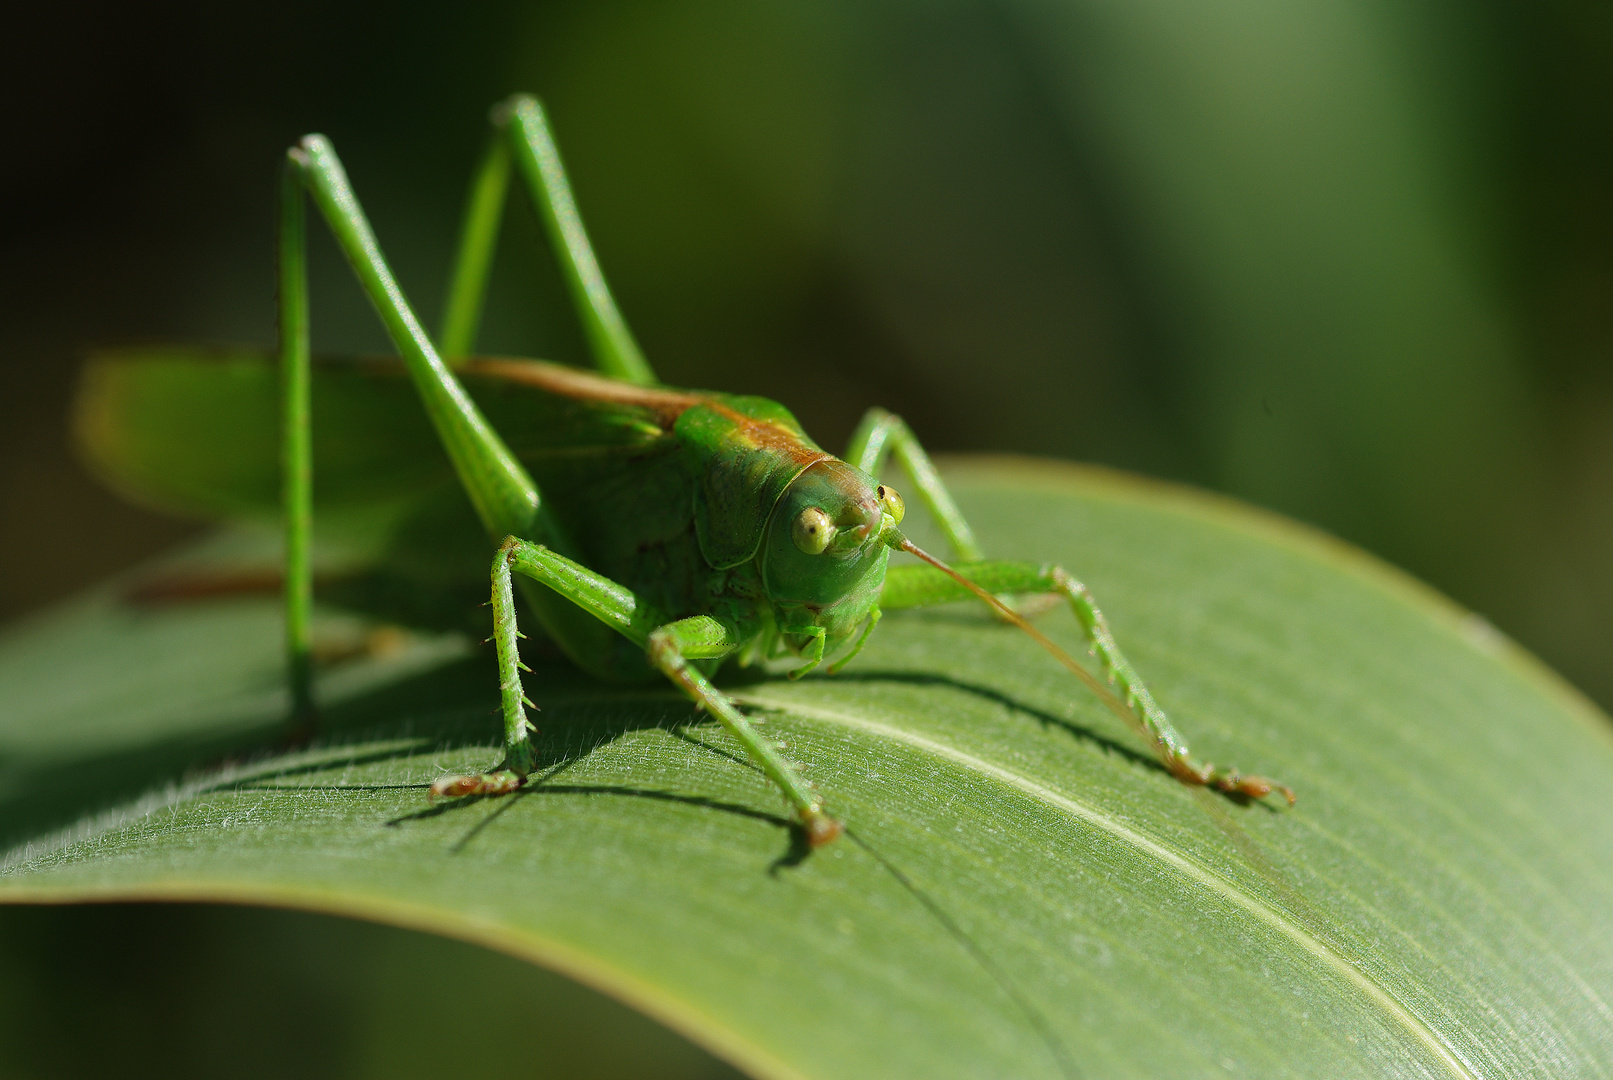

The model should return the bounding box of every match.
[1165,757,1296,806]
[428,769,526,799]
[800,806,844,848]
[429,739,535,800]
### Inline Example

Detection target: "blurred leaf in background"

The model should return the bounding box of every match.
[0,904,744,1080]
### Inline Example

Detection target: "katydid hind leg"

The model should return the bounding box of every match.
[439,131,511,363]
[278,151,315,728]
[497,95,657,386]
[432,538,842,845]
[278,118,833,836]
[278,131,560,734]
[283,134,544,544]
[880,555,1294,804]
[438,96,658,387]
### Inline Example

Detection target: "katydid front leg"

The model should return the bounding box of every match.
[430,539,842,846]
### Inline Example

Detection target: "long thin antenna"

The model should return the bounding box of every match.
[896,536,1147,743]
[895,534,1294,806]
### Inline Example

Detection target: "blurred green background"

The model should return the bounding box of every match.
[0,904,744,1079]
[1,0,1610,1074]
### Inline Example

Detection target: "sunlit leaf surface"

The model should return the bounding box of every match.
[2,460,1610,1079]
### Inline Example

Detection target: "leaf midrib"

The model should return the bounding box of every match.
[750,692,1480,1080]
[0,676,1484,1080]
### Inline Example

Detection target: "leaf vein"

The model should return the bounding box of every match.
[758,695,1481,1080]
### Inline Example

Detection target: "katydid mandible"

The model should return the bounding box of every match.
[267,93,1293,845]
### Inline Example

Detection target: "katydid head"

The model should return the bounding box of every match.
[761,460,903,640]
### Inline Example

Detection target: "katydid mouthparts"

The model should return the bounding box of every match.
[77,93,1292,849]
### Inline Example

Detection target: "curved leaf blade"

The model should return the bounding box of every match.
[1,460,1610,1079]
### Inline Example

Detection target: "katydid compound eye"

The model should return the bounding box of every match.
[792,507,837,554]
[876,484,905,524]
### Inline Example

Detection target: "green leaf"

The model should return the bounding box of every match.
[2,459,1611,1078]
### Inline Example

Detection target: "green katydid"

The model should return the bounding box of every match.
[77,94,1292,848]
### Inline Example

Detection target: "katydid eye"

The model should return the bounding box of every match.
[876,484,905,524]
[792,507,837,554]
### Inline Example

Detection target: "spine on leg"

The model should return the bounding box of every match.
[492,540,537,777]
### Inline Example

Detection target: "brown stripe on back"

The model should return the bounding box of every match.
[464,358,701,426]
[465,357,833,467]
[698,401,830,468]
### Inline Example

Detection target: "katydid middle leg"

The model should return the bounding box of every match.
[431,538,842,845]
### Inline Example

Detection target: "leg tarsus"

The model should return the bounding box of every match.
[1170,757,1295,806]
[1187,763,1297,806]
[801,809,844,847]
[428,734,536,801]
[429,771,525,800]
[281,701,320,751]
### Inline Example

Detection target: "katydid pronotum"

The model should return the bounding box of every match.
[85,94,1292,848]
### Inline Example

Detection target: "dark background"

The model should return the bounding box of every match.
[1,0,1610,1072]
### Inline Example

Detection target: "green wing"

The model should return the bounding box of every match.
[76,347,450,520]
[74,347,675,522]
[75,347,689,633]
